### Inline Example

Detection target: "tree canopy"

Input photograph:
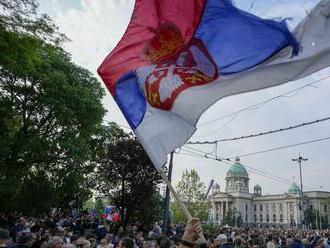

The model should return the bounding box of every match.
[172,169,209,223]
[0,0,164,225]
[0,0,105,214]
[94,131,163,227]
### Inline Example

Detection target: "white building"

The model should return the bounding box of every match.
[210,158,330,228]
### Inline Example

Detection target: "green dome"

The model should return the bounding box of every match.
[226,158,248,178]
[288,183,301,194]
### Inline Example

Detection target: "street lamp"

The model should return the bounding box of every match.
[292,154,308,229]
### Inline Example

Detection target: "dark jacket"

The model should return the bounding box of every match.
[220,243,234,248]
[289,239,304,248]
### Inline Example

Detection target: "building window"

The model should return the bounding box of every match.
[245,214,248,222]
[280,214,283,223]
[279,203,283,211]
[246,204,248,211]
[254,214,257,222]
[324,205,327,213]
[266,214,269,222]
[273,214,276,223]
[260,205,263,212]
[290,203,294,211]
[272,203,276,211]
[254,205,257,211]
[260,214,263,222]
[310,205,313,210]
[266,204,269,210]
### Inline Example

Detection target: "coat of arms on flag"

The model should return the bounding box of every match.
[141,33,218,110]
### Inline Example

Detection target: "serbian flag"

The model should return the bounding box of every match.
[98,0,330,167]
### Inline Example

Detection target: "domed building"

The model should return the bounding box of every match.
[225,158,249,193]
[210,158,330,228]
[288,182,301,194]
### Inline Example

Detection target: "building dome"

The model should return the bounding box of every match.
[254,184,261,189]
[288,183,301,194]
[226,157,248,178]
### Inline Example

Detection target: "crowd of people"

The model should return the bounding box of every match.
[0,213,330,248]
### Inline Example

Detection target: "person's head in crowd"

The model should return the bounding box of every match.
[17,232,36,248]
[143,241,156,248]
[215,234,227,246]
[75,238,91,248]
[156,236,170,248]
[302,238,309,246]
[118,238,134,248]
[0,228,10,247]
[88,237,97,248]
[98,239,108,248]
[105,234,113,244]
[251,236,261,248]
[316,238,325,247]
[294,234,302,241]
[234,236,242,247]
[55,227,65,237]
[48,236,64,248]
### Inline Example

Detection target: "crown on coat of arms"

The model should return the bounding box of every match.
[143,23,184,63]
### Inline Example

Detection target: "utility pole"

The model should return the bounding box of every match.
[318,201,322,229]
[163,152,174,234]
[292,154,308,229]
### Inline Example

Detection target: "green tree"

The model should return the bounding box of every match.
[305,208,316,229]
[172,169,209,223]
[94,132,163,227]
[0,0,105,214]
[0,0,65,44]
[95,198,105,214]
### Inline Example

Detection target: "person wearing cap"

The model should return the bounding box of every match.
[0,228,10,248]
[215,234,227,247]
[215,234,233,248]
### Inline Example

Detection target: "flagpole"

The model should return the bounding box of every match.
[156,165,206,242]
[162,152,173,234]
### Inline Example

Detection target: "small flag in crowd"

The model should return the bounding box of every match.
[98,0,330,167]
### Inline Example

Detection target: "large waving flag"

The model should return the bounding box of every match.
[98,0,330,167]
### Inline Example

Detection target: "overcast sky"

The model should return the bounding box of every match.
[38,0,330,195]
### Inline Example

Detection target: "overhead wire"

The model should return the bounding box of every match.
[196,75,330,135]
[225,136,330,160]
[178,146,323,191]
[189,116,330,144]
[178,147,302,187]
[181,146,294,185]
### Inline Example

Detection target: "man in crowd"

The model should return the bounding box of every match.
[0,228,10,248]
[17,232,36,248]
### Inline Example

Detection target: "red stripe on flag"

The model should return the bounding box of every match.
[98,0,206,95]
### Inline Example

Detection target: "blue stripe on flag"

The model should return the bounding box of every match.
[114,72,146,129]
[195,0,299,75]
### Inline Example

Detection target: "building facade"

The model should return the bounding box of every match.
[210,158,330,228]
